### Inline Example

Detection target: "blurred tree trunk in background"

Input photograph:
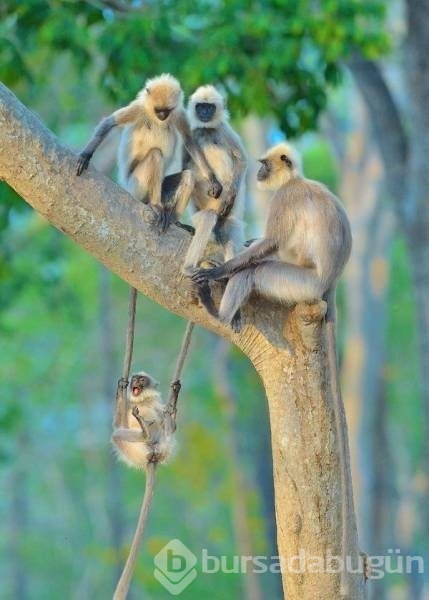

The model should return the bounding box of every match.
[349,2,429,595]
[240,116,283,599]
[240,116,271,232]
[213,338,263,600]
[405,5,429,593]
[327,94,396,600]
[9,432,29,600]
[99,266,125,583]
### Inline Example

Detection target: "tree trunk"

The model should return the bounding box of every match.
[248,303,365,599]
[0,83,366,599]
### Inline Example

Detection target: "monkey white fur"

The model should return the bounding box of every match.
[179,85,247,273]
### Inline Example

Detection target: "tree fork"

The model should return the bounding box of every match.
[0,83,366,599]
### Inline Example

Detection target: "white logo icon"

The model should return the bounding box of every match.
[154,539,197,594]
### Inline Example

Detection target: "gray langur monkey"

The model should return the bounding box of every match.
[193,142,351,331]
[76,74,222,231]
[193,141,353,598]
[180,85,247,274]
[111,371,180,600]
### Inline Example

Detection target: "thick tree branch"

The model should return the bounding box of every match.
[0,83,289,361]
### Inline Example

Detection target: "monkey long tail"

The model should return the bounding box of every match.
[113,462,156,600]
[325,287,353,599]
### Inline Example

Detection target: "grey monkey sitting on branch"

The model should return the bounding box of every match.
[192,141,351,333]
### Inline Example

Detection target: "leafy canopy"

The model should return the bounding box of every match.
[1,0,388,135]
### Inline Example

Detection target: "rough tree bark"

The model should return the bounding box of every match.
[0,83,366,599]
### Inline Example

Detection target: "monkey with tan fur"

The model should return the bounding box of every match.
[76,74,222,231]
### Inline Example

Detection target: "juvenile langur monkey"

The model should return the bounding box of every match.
[180,85,247,274]
[111,372,180,600]
[76,74,222,231]
[194,142,353,598]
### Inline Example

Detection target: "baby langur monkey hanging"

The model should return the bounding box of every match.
[111,371,180,600]
[112,371,176,468]
[76,74,222,230]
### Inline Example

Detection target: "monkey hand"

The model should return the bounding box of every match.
[171,380,181,396]
[207,175,223,199]
[191,265,227,285]
[131,406,140,419]
[154,205,174,233]
[243,238,258,247]
[219,190,237,219]
[76,152,92,176]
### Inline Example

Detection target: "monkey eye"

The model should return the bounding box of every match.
[140,376,150,387]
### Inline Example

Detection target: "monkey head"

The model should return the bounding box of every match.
[188,85,227,128]
[129,371,159,399]
[139,74,183,123]
[257,142,302,190]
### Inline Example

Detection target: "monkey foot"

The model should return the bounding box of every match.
[230,310,242,333]
[153,206,174,233]
[294,300,327,324]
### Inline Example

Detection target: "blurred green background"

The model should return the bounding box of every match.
[0,1,427,599]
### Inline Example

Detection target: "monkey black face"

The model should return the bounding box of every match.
[195,102,216,123]
[154,107,173,121]
[257,159,271,181]
[130,374,151,396]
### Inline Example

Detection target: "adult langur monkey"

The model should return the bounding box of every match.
[111,371,179,600]
[180,85,247,274]
[76,74,222,231]
[193,142,354,598]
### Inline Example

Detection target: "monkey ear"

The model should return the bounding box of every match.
[146,87,151,95]
[280,154,293,168]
